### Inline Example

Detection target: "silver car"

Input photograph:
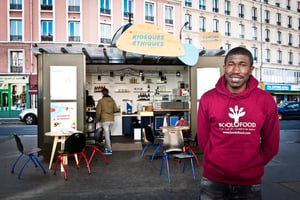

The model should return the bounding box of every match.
[19,108,38,125]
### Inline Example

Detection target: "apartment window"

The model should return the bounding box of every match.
[276,13,281,26]
[10,0,22,10]
[185,15,192,30]
[224,0,230,15]
[288,52,293,64]
[288,16,292,28]
[10,51,24,73]
[185,0,192,7]
[165,6,173,24]
[299,35,300,47]
[10,20,22,41]
[238,4,244,18]
[265,49,270,62]
[145,2,154,21]
[199,17,206,32]
[264,10,270,23]
[124,0,133,18]
[265,29,270,42]
[252,7,257,21]
[286,0,291,10]
[224,43,231,50]
[252,27,257,40]
[41,0,53,10]
[251,48,257,61]
[213,19,219,32]
[69,21,80,42]
[277,31,281,44]
[298,1,300,12]
[288,33,292,46]
[277,50,282,63]
[41,21,53,41]
[299,18,300,30]
[100,0,110,15]
[212,0,219,13]
[225,22,231,36]
[199,0,206,10]
[100,23,111,44]
[69,0,80,12]
[239,24,244,39]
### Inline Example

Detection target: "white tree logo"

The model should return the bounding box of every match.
[228,106,245,124]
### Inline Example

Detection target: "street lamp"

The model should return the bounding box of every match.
[180,22,189,40]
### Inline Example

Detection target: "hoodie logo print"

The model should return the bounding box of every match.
[228,105,245,124]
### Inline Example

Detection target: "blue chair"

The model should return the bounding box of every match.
[159,129,195,184]
[141,125,162,158]
[11,134,46,179]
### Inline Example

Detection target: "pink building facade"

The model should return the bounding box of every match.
[0,0,184,118]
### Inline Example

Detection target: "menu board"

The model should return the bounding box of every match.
[50,102,77,132]
[50,66,77,100]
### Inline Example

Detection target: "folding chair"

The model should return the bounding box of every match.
[11,134,46,179]
[53,133,91,180]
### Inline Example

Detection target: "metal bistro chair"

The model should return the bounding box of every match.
[53,132,91,180]
[11,134,46,179]
[159,129,195,184]
[141,125,163,158]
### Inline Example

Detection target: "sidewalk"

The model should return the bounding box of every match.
[0,130,299,200]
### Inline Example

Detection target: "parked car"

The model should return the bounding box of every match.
[277,101,300,120]
[19,108,38,125]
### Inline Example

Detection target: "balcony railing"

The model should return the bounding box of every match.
[277,60,282,64]
[100,8,111,15]
[288,24,292,28]
[100,38,111,44]
[225,32,231,36]
[199,28,206,32]
[185,26,192,30]
[277,40,281,44]
[252,16,257,21]
[145,16,154,21]
[41,4,52,10]
[225,10,230,15]
[239,35,244,39]
[165,19,173,25]
[275,3,280,7]
[253,57,257,61]
[124,12,133,18]
[10,4,22,10]
[10,35,22,41]
[288,61,292,64]
[41,35,53,41]
[10,66,23,73]
[286,6,290,10]
[277,21,281,26]
[239,13,244,18]
[253,37,257,40]
[265,19,269,23]
[69,36,80,42]
[185,2,192,7]
[199,5,206,10]
[288,42,292,46]
[68,6,80,12]
[265,58,270,62]
[212,8,219,13]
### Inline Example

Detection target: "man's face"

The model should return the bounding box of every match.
[223,54,254,94]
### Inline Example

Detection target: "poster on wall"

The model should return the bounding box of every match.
[197,68,220,100]
[50,66,77,100]
[50,102,77,132]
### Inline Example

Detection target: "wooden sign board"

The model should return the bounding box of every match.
[199,32,222,49]
[116,23,185,57]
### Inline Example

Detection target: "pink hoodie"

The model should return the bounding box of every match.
[197,75,280,185]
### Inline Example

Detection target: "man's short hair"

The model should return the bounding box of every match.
[101,88,109,93]
[224,47,253,67]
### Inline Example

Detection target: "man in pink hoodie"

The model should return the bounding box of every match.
[197,47,280,199]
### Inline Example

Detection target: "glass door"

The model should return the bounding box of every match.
[0,90,10,111]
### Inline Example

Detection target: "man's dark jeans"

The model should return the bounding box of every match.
[199,177,262,200]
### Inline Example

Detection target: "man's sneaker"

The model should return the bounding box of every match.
[103,149,112,155]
